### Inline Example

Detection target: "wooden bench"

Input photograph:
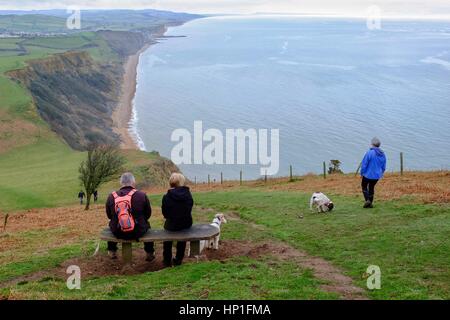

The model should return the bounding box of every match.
[100,224,219,264]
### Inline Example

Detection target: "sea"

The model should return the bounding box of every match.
[132,15,450,181]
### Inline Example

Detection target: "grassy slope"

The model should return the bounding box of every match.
[193,189,449,299]
[0,139,176,212]
[0,34,111,211]
[0,12,194,211]
[0,30,162,211]
[0,175,448,300]
[0,139,85,210]
[0,200,336,300]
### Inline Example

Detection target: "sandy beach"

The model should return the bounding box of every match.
[112,26,169,150]
[112,45,149,150]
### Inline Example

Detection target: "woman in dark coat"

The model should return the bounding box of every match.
[162,173,193,266]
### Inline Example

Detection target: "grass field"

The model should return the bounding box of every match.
[0,138,86,211]
[0,173,448,300]
[0,137,178,212]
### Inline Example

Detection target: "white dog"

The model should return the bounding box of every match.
[310,192,334,213]
[188,213,227,256]
[202,213,227,251]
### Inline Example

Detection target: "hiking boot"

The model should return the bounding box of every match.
[163,259,173,268]
[108,251,118,259]
[172,258,183,266]
[363,201,373,208]
[145,253,155,262]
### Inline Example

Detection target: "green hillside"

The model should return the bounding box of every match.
[0,12,193,212]
[0,179,448,300]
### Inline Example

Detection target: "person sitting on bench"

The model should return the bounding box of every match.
[105,172,155,262]
[162,173,193,267]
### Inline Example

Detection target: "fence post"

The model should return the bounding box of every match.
[289,165,293,182]
[400,152,404,176]
[220,172,223,185]
[240,170,243,186]
[208,174,210,186]
[264,170,268,184]
[194,176,197,185]
[323,161,327,179]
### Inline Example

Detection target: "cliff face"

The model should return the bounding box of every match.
[97,30,150,58]
[8,51,122,150]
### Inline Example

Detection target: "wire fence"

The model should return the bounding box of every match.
[190,151,423,186]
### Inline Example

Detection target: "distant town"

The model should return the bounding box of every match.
[0,31,68,38]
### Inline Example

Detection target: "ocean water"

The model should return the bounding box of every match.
[133,16,450,181]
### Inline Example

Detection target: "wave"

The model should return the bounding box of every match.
[128,96,147,152]
[421,53,450,71]
[274,59,356,70]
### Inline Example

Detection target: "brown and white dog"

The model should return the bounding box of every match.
[310,192,334,213]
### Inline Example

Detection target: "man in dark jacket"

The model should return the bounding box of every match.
[360,138,387,208]
[162,173,193,267]
[78,190,85,205]
[106,172,155,261]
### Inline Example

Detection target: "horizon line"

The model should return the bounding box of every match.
[1,8,450,21]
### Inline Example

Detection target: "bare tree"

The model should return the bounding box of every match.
[328,160,344,174]
[79,145,125,210]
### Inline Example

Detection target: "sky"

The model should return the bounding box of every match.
[0,0,450,17]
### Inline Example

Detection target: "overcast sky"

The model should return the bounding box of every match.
[0,0,450,17]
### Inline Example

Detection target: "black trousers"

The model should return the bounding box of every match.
[107,241,154,254]
[163,241,186,263]
[362,176,378,203]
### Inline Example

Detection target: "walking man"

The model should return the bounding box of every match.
[78,190,85,205]
[360,137,387,208]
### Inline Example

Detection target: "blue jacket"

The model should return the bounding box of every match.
[361,147,387,180]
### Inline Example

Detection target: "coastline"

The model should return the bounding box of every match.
[112,27,169,150]
[112,44,150,150]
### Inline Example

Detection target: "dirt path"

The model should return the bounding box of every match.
[0,239,367,300]
[2,210,366,300]
[203,209,368,300]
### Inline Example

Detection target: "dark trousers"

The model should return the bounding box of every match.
[362,176,378,203]
[163,241,186,263]
[108,241,154,254]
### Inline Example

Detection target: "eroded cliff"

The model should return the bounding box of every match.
[8,51,122,150]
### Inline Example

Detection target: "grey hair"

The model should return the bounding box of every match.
[120,172,136,187]
[371,137,381,147]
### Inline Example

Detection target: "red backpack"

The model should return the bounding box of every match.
[112,189,137,233]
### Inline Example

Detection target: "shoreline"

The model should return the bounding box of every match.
[112,27,169,150]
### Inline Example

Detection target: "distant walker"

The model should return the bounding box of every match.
[360,137,387,208]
